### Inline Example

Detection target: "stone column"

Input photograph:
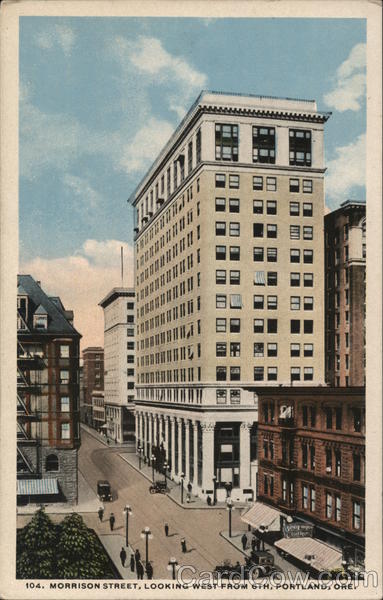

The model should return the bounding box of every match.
[177,417,183,479]
[148,413,153,456]
[184,420,190,485]
[192,421,199,487]
[201,422,215,494]
[170,416,176,479]
[240,422,252,489]
[159,415,164,444]
[164,416,170,463]
[153,414,158,447]
[141,413,146,456]
[135,412,139,449]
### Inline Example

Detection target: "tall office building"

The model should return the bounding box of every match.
[82,347,104,427]
[99,288,136,443]
[129,91,330,501]
[325,200,366,387]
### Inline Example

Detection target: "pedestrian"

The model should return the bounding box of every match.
[120,547,127,567]
[98,506,104,522]
[206,495,212,506]
[256,538,262,552]
[181,537,187,553]
[146,561,153,579]
[164,522,169,537]
[107,438,110,445]
[187,482,192,494]
[136,560,144,580]
[186,492,191,503]
[134,548,141,568]
[109,512,115,531]
[251,536,257,552]
[241,532,247,551]
[130,553,135,572]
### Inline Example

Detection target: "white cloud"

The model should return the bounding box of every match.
[63,174,102,209]
[119,117,174,173]
[326,134,365,204]
[20,240,134,349]
[35,24,76,56]
[323,43,366,112]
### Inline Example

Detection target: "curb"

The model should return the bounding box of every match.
[219,531,248,557]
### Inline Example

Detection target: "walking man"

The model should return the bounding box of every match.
[164,522,169,537]
[251,536,257,553]
[146,561,153,579]
[130,552,135,572]
[136,560,144,580]
[134,548,141,568]
[181,538,187,553]
[206,495,212,506]
[109,512,115,531]
[120,547,127,567]
[241,532,247,551]
[98,506,104,522]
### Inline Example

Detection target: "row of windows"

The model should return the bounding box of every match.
[253,248,314,263]
[215,198,314,215]
[216,270,314,286]
[216,174,313,192]
[216,365,314,382]
[215,317,314,334]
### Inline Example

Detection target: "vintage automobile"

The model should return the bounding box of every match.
[97,480,112,501]
[214,551,278,580]
[149,481,169,494]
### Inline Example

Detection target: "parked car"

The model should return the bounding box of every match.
[214,551,278,580]
[97,480,112,501]
[149,481,168,494]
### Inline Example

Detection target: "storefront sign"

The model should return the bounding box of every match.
[283,523,314,538]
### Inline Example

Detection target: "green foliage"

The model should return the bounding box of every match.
[17,508,115,579]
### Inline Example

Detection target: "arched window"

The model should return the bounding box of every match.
[46,454,59,472]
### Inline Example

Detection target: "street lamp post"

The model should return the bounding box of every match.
[212,475,217,505]
[151,454,155,482]
[138,444,143,470]
[123,505,132,547]
[163,461,168,487]
[180,472,185,504]
[167,557,178,580]
[140,527,153,565]
[226,497,234,538]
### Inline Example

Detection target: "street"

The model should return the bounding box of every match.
[79,429,244,579]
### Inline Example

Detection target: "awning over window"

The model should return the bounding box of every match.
[274,537,342,572]
[241,502,285,531]
[17,478,59,496]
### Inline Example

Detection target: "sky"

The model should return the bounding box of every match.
[19,17,366,348]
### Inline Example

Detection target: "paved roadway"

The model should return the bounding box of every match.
[79,429,244,580]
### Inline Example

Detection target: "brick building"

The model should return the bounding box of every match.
[325,200,366,387]
[82,347,104,427]
[17,275,81,504]
[256,386,365,561]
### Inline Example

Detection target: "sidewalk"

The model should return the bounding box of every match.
[99,534,137,579]
[220,529,299,574]
[81,423,134,449]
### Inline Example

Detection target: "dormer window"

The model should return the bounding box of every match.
[34,314,47,329]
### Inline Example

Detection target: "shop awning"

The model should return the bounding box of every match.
[100,424,108,429]
[274,537,342,572]
[17,478,59,496]
[241,503,286,531]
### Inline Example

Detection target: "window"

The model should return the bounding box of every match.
[253,247,264,261]
[254,366,264,381]
[267,295,277,310]
[229,222,240,236]
[60,397,70,412]
[303,249,313,263]
[304,296,313,310]
[289,129,311,166]
[267,343,277,357]
[266,177,277,191]
[291,344,300,357]
[353,454,361,481]
[267,271,278,285]
[215,174,226,188]
[303,226,313,240]
[59,345,70,358]
[253,294,264,309]
[290,178,299,192]
[304,320,313,334]
[302,484,308,508]
[290,272,300,287]
[267,248,277,262]
[268,367,277,381]
[230,294,242,309]
[229,174,240,189]
[230,342,241,357]
[60,370,69,384]
[253,223,264,237]
[303,202,313,217]
[253,199,263,214]
[326,493,333,518]
[230,270,240,285]
[267,319,278,333]
[230,246,240,260]
[216,342,227,357]
[310,487,316,512]
[216,245,226,260]
[229,198,240,213]
[216,294,227,309]
[291,367,300,381]
[290,202,300,216]
[215,197,226,211]
[61,423,70,440]
[290,249,300,263]
[216,222,226,236]
[253,176,263,190]
[335,495,341,522]
[216,270,226,284]
[267,224,277,238]
[304,343,313,357]
[335,407,342,430]
[230,389,241,404]
[303,179,313,193]
[304,367,313,381]
[353,501,361,529]
[254,342,264,357]
[325,408,332,429]
[304,273,313,287]
[291,319,300,334]
[215,124,238,161]
[46,454,59,472]
[290,296,300,310]
[216,389,227,404]
[254,271,266,285]
[230,318,240,333]
[252,126,275,163]
[254,319,264,333]
[353,408,362,432]
[34,314,48,329]
[216,366,227,381]
[290,225,300,239]
[216,318,226,332]
[230,366,240,381]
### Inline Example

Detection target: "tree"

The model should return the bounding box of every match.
[17,508,58,579]
[56,513,114,579]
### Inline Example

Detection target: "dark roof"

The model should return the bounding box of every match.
[17,274,81,337]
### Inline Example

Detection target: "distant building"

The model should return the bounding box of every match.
[82,347,104,427]
[17,275,81,505]
[256,386,365,565]
[92,390,106,431]
[325,200,366,387]
[99,288,136,443]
